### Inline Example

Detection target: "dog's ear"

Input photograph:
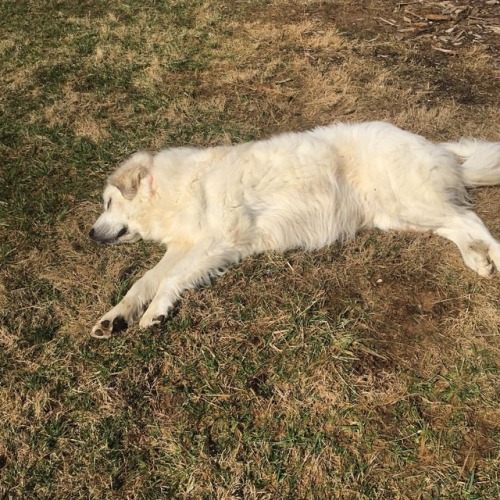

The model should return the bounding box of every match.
[108,152,154,200]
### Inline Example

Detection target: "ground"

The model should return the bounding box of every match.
[0,0,499,497]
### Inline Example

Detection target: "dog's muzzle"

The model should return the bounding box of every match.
[89,225,128,244]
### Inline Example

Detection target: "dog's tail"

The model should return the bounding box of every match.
[440,139,500,187]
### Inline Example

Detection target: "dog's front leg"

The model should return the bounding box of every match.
[139,243,241,329]
[91,245,192,338]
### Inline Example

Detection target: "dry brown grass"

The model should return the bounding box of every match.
[1,0,499,497]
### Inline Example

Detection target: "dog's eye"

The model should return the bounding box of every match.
[106,199,112,210]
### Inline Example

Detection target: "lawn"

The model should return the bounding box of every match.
[1,0,499,497]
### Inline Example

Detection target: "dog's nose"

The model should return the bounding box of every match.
[89,228,95,239]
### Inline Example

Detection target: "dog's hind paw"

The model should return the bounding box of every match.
[464,244,494,278]
[91,316,128,338]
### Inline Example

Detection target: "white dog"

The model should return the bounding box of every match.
[89,121,500,338]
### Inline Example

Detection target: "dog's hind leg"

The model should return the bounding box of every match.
[434,210,500,277]
[374,206,500,277]
[138,242,243,329]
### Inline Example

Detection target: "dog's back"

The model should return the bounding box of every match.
[174,122,466,252]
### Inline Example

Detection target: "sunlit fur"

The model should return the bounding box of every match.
[89,121,500,337]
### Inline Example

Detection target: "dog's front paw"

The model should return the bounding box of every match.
[139,297,173,329]
[91,315,128,338]
[138,313,167,330]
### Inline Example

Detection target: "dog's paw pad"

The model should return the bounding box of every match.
[112,316,128,332]
[91,316,128,338]
[91,322,112,339]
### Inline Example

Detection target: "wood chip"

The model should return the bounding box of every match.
[377,17,397,27]
[404,10,425,20]
[452,31,465,42]
[426,14,451,22]
[432,46,458,54]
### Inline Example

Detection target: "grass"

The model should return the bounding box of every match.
[1,0,500,497]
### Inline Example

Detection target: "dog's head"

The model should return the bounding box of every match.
[89,152,155,244]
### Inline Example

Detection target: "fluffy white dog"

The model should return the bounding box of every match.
[90,121,500,338]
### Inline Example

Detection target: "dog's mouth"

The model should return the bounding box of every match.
[89,225,130,244]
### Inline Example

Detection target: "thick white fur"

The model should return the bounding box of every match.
[90,121,500,337]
